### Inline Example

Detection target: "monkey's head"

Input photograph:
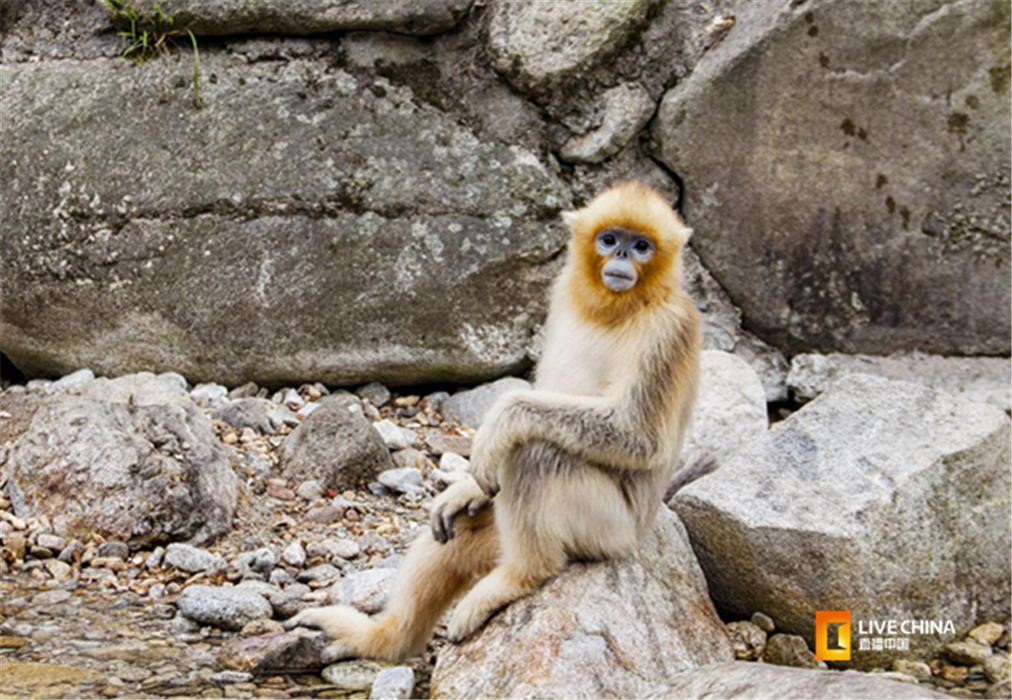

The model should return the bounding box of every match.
[561,181,692,326]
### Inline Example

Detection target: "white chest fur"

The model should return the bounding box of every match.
[534,311,623,398]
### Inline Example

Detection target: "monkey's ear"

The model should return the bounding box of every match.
[561,210,580,229]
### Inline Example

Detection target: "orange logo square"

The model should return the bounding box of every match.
[815,610,851,661]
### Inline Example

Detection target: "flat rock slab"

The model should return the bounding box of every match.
[218,629,327,673]
[653,0,1010,355]
[126,0,473,36]
[674,374,1011,670]
[788,352,1012,411]
[653,661,949,699]
[430,509,733,698]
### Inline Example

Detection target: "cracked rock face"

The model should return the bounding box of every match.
[0,55,570,386]
[653,0,1011,355]
[673,374,1012,670]
[429,508,733,699]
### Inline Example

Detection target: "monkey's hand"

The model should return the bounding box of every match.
[468,394,522,496]
[430,477,492,544]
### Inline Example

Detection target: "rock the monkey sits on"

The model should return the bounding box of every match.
[287,181,707,662]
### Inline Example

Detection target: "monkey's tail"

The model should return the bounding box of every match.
[663,451,718,503]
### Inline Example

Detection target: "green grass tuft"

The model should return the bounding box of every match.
[105,0,201,107]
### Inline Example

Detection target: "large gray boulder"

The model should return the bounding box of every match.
[673,374,1011,670]
[653,0,1011,355]
[0,54,570,386]
[1,373,238,548]
[788,352,1012,412]
[125,0,473,36]
[430,508,733,698]
[652,661,948,699]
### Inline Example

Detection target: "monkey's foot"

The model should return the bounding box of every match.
[446,597,497,643]
[283,605,369,644]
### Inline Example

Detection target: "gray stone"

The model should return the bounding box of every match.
[95,540,128,559]
[969,622,1005,645]
[321,660,384,691]
[164,543,226,573]
[751,611,776,634]
[673,374,1011,669]
[281,540,306,568]
[298,563,342,586]
[35,534,66,554]
[212,398,276,434]
[177,584,272,630]
[377,468,424,496]
[190,383,229,408]
[265,587,310,620]
[765,633,819,669]
[328,569,396,614]
[984,654,1011,684]
[229,548,277,579]
[391,448,427,471]
[430,509,732,698]
[441,377,532,428]
[559,83,656,164]
[280,397,393,491]
[438,452,469,473]
[2,374,238,548]
[0,56,570,387]
[49,368,95,394]
[944,639,993,666]
[788,352,1012,412]
[372,419,412,451]
[683,350,768,469]
[218,628,327,673]
[355,382,391,407]
[650,661,948,699]
[32,589,71,606]
[371,666,415,699]
[235,580,279,598]
[653,0,1011,356]
[487,0,655,98]
[295,480,324,502]
[127,0,472,36]
[727,620,767,661]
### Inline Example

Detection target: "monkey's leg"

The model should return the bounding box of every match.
[445,445,573,643]
[287,503,497,661]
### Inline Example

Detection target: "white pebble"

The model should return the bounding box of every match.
[372,420,411,450]
[438,452,470,473]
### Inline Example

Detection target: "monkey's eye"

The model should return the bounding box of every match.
[600,233,617,247]
[633,240,651,253]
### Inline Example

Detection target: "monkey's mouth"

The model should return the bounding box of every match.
[602,271,636,292]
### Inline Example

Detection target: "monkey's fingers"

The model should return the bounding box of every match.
[466,495,491,517]
[441,507,457,541]
[431,508,449,544]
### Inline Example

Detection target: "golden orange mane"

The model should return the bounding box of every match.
[560,181,692,328]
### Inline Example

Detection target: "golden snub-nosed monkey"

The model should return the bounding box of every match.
[287,181,708,661]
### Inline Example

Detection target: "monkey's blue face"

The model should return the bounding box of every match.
[595,228,656,292]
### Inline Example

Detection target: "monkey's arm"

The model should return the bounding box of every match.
[471,325,698,494]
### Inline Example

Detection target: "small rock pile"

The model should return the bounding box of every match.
[722,614,1011,699]
[0,369,520,698]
